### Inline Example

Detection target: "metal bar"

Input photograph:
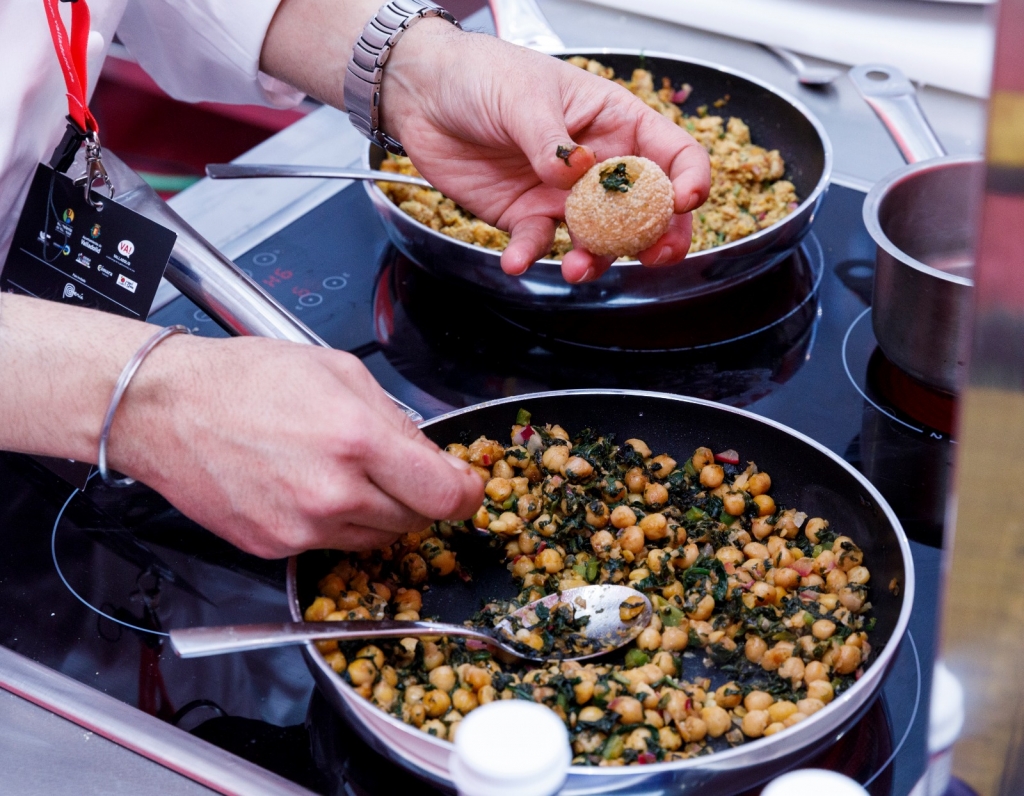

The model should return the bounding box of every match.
[0,646,313,796]
[939,2,1024,794]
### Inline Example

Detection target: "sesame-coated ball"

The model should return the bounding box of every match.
[564,156,674,257]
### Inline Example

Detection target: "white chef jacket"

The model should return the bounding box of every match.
[0,0,303,266]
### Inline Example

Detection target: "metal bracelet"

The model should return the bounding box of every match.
[343,0,460,155]
[98,324,190,488]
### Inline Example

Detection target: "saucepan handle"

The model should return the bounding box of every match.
[487,0,565,50]
[94,149,423,423]
[848,64,947,165]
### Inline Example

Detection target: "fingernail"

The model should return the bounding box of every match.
[440,450,471,471]
[652,246,674,266]
[573,266,596,283]
[686,189,703,212]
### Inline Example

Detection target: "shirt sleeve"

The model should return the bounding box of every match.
[115,0,304,108]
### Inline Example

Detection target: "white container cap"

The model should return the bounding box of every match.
[450,701,571,796]
[929,661,965,753]
[761,769,869,796]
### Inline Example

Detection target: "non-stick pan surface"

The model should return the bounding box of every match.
[364,49,832,314]
[289,390,912,795]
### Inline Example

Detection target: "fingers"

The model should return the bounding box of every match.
[502,215,558,275]
[637,213,694,268]
[315,524,406,553]
[560,247,615,284]
[364,435,485,523]
[635,111,711,214]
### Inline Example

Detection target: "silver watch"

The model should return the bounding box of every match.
[344,0,460,155]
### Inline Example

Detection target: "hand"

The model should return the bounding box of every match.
[108,335,485,558]
[380,21,711,284]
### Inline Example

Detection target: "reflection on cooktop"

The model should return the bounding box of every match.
[374,237,822,409]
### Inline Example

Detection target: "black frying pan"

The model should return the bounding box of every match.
[289,390,913,795]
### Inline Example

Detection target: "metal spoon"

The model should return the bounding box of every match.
[169,584,652,664]
[205,163,432,188]
[762,45,841,87]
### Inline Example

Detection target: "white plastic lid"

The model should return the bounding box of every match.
[450,701,571,796]
[929,661,965,753]
[761,769,869,796]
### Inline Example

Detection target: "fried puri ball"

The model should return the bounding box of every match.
[564,156,674,258]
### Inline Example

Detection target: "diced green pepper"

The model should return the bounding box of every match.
[625,649,650,669]
[803,612,815,626]
[685,507,707,522]
[683,459,698,477]
[718,511,736,526]
[516,408,532,426]
[585,558,600,583]
[660,606,686,627]
[602,733,625,760]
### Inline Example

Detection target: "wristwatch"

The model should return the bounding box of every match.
[344,0,460,156]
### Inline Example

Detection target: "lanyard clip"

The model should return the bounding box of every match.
[78,132,115,209]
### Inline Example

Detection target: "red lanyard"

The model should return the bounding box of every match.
[42,0,98,134]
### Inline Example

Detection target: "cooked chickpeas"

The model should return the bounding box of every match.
[702,706,732,738]
[742,710,770,738]
[644,482,669,508]
[639,512,669,541]
[722,492,746,516]
[610,505,637,529]
[347,658,377,686]
[423,690,452,718]
[618,525,646,554]
[429,665,456,693]
[812,619,837,640]
[744,690,774,712]
[753,494,776,516]
[746,472,772,496]
[700,464,725,488]
[609,696,643,724]
[562,456,594,480]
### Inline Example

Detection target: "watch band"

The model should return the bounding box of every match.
[344,0,460,156]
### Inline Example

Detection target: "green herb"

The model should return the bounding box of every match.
[625,649,650,668]
[599,162,633,193]
[516,407,532,426]
[585,558,600,583]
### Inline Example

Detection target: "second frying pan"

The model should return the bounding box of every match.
[360,0,833,312]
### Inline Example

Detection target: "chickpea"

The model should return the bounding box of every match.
[589,530,615,557]
[778,656,805,684]
[423,689,452,718]
[784,712,808,728]
[579,705,605,723]
[750,581,776,606]
[637,627,662,650]
[533,513,558,537]
[700,464,725,489]
[796,698,826,717]
[518,494,542,521]
[715,682,743,709]
[839,587,866,613]
[535,548,564,573]
[618,526,646,555]
[347,658,377,686]
[510,477,530,496]
[639,513,668,541]
[446,443,470,462]
[652,651,678,676]
[422,641,445,671]
[659,626,688,652]
[317,573,346,600]
[744,542,770,561]
[400,553,428,586]
[609,696,644,725]
[809,619,835,640]
[761,643,793,672]
[658,726,682,751]
[751,518,773,540]
[421,719,447,739]
[373,681,396,709]
[722,492,746,516]
[744,691,774,712]
[647,453,674,478]
[324,651,347,673]
[464,666,491,691]
[625,438,652,459]
[747,472,772,496]
[692,447,714,470]
[407,703,426,727]
[472,505,492,530]
[421,539,456,577]
[608,505,637,530]
[804,661,829,683]
[573,679,595,704]
[807,680,835,704]
[468,437,504,467]
[825,569,848,594]
[511,556,536,579]
[742,710,770,739]
[504,447,529,469]
[644,482,669,508]
[745,636,768,663]
[701,706,732,738]
[833,644,862,675]
[492,459,515,480]
[647,549,671,575]
[764,722,786,737]
[772,567,799,590]
[716,546,744,567]
[429,665,456,693]
[356,645,385,670]
[562,456,594,481]
[517,531,539,556]
[679,543,700,569]
[625,467,649,493]
[688,594,716,622]
[304,596,336,622]
[804,517,828,544]
[680,716,708,743]
[753,494,776,516]
[478,685,497,705]
[452,688,479,714]
[847,566,871,585]
[541,445,570,473]
[585,500,610,528]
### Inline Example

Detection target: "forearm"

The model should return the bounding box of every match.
[0,293,161,462]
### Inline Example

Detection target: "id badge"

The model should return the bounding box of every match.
[2,164,178,486]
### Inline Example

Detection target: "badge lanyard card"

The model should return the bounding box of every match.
[1,0,177,487]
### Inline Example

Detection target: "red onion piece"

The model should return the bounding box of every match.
[714,449,740,465]
[672,84,692,104]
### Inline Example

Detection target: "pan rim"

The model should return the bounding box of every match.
[862,153,981,289]
[289,389,914,778]
[362,48,833,270]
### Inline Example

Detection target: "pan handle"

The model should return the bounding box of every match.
[487,0,565,51]
[848,64,946,165]
[94,149,424,423]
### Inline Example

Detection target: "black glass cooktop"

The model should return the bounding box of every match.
[0,182,951,795]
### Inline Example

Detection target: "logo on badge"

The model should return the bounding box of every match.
[117,240,135,258]
[97,264,113,277]
[90,224,101,239]
[116,273,138,294]
[62,283,83,300]
[75,253,91,268]
[61,244,71,256]
[63,208,74,224]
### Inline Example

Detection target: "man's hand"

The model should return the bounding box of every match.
[261,5,711,285]
[109,335,484,558]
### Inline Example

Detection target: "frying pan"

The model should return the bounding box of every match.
[360,0,833,312]
[288,389,914,795]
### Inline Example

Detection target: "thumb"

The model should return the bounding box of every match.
[508,107,596,190]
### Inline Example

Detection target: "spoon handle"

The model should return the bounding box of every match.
[205,163,432,188]
[169,620,496,658]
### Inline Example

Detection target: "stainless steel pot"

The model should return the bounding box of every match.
[288,389,915,795]
[850,65,983,395]
[361,0,833,312]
